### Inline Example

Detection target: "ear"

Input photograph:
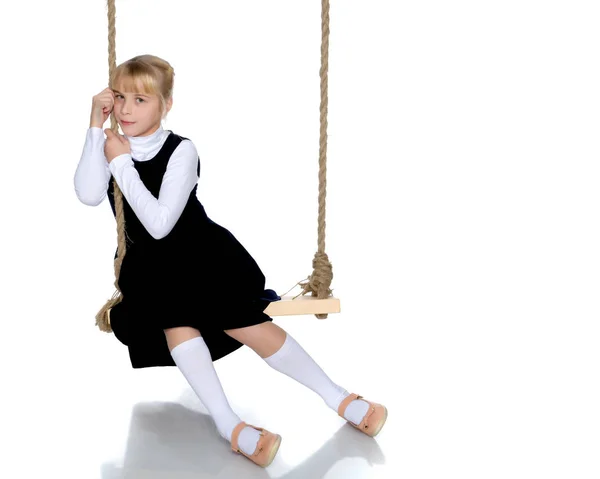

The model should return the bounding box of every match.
[165,96,173,115]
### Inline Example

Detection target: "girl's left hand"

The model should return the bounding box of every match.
[104,128,131,163]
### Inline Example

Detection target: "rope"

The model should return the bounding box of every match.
[95,0,126,332]
[297,0,334,319]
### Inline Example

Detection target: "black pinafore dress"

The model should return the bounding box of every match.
[106,130,280,368]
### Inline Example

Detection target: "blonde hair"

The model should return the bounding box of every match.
[109,54,174,120]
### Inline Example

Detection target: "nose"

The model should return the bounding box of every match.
[121,98,132,115]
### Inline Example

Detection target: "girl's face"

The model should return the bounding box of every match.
[113,82,171,137]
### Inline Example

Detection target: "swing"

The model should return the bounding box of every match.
[96,0,340,332]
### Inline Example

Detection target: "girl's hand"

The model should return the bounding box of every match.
[90,88,115,128]
[104,128,131,163]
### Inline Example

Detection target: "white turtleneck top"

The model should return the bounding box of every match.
[74,125,200,240]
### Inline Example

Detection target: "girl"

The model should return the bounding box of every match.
[74,54,387,468]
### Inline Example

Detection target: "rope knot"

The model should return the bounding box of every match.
[298,251,333,300]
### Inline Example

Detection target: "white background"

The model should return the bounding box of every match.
[1,1,599,478]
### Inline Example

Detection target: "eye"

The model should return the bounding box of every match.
[136,98,145,103]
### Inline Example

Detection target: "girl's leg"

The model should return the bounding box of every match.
[224,322,371,425]
[164,326,261,455]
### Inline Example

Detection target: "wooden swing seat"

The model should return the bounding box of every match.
[264,295,340,316]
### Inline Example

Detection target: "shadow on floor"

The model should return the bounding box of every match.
[100,400,386,478]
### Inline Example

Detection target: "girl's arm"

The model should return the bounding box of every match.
[74,127,112,205]
[108,140,200,240]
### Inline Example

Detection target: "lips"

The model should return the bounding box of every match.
[121,121,135,125]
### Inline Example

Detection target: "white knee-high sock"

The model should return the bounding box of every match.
[263,333,370,425]
[170,337,260,455]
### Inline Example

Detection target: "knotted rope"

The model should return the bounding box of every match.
[95,0,126,332]
[295,0,335,319]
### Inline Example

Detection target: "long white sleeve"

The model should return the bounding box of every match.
[74,127,111,206]
[108,140,200,240]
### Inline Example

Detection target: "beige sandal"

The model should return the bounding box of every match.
[338,393,388,437]
[231,422,282,468]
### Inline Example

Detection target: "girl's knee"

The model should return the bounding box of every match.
[164,326,201,351]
